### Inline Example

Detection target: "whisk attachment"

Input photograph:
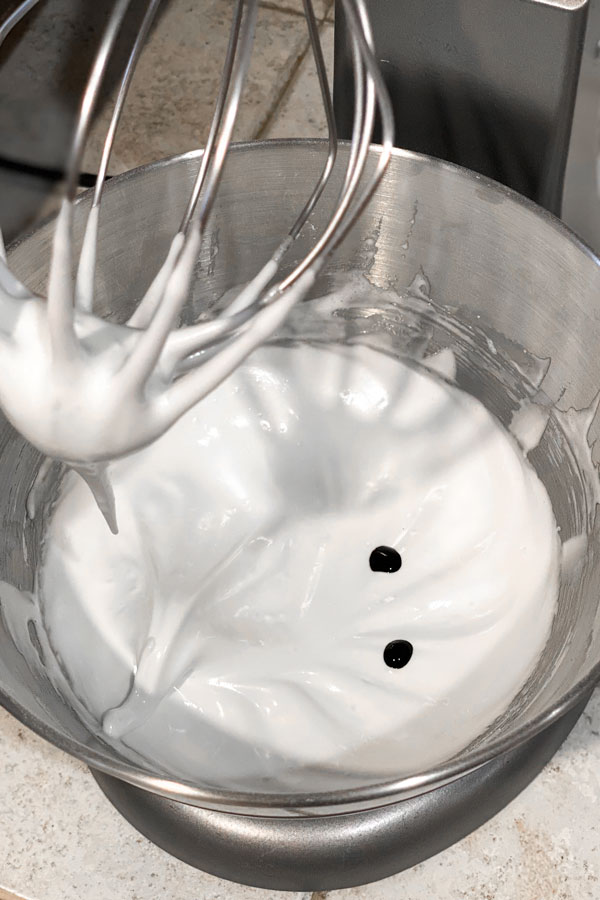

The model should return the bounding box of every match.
[0,0,394,531]
[0,0,40,45]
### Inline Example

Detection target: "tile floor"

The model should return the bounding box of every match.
[83,0,335,173]
[0,0,334,239]
[0,0,334,238]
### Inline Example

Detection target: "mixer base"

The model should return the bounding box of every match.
[91,696,589,891]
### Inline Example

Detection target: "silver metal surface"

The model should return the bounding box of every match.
[2,142,600,819]
[91,697,589,890]
[334,0,589,214]
[563,0,600,248]
[0,0,41,45]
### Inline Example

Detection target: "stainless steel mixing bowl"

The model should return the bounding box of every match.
[1,141,600,887]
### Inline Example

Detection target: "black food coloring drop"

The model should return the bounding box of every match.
[369,545,402,573]
[383,640,413,669]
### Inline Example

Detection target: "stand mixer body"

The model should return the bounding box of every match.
[334,0,599,241]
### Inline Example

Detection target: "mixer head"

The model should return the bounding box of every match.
[0,0,393,530]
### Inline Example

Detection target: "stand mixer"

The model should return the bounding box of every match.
[1,0,600,892]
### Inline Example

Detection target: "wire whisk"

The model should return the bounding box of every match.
[0,0,393,531]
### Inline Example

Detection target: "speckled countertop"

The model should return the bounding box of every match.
[1,693,599,900]
[1,1,600,898]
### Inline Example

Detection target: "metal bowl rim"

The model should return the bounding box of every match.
[2,139,599,813]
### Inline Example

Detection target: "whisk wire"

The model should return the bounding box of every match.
[121,0,258,380]
[330,0,394,239]
[0,0,41,45]
[76,0,163,311]
[93,0,164,209]
[179,0,247,235]
[64,0,134,205]
[276,0,383,292]
[188,0,259,236]
[0,0,395,496]
[286,0,338,244]
[154,0,393,373]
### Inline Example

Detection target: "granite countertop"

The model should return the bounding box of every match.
[1,692,599,900]
[1,1,600,898]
